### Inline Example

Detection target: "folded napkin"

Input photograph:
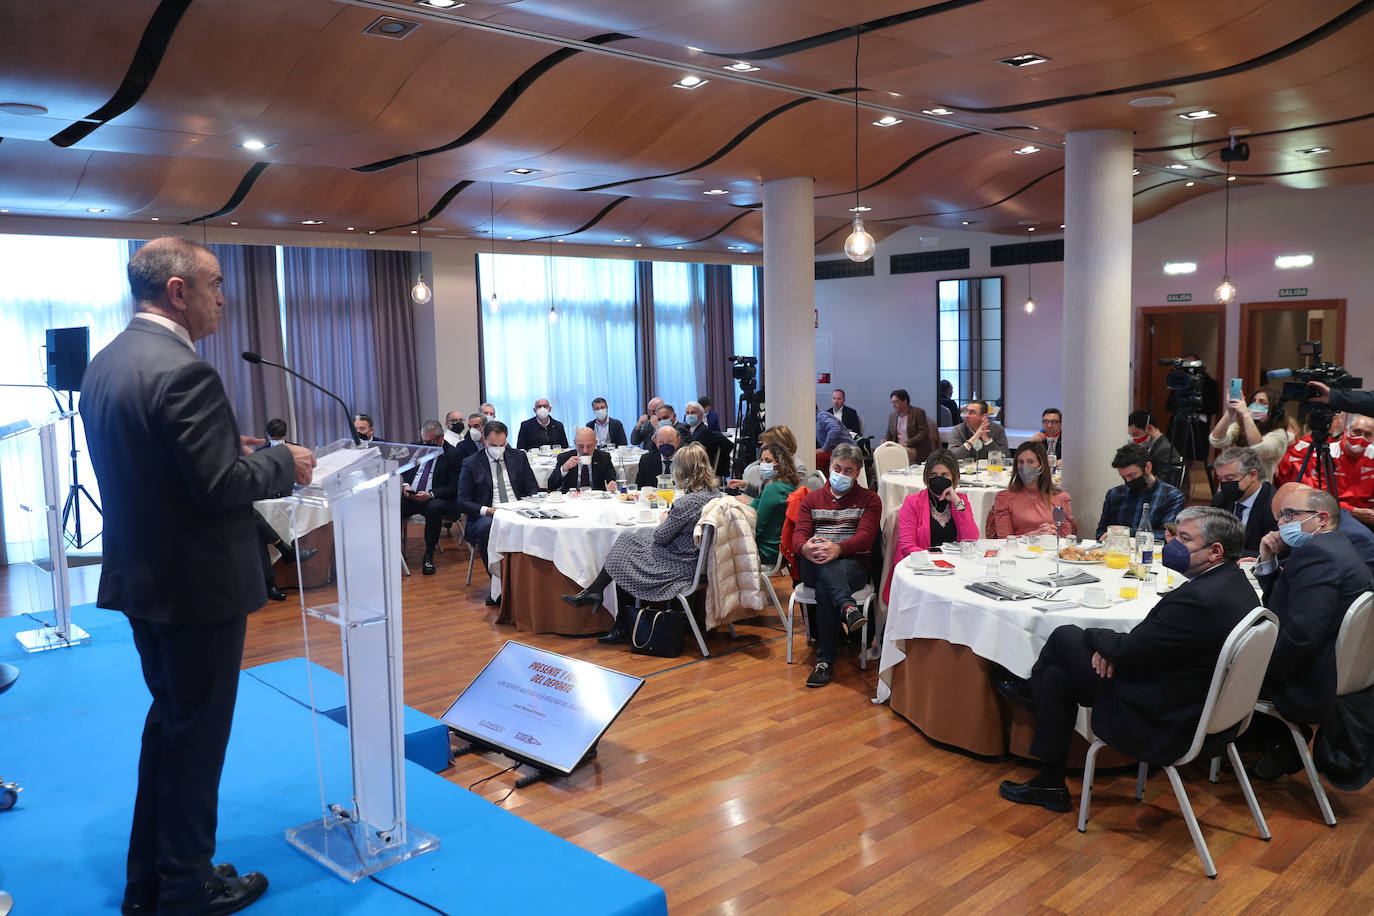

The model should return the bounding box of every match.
[1033,600,1081,612]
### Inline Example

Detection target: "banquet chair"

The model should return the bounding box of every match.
[804,469,827,491]
[1076,606,1278,878]
[872,441,910,481]
[1232,590,1374,826]
[672,521,737,658]
[787,583,873,670]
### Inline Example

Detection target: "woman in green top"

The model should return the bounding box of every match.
[746,443,800,566]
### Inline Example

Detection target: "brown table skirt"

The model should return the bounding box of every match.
[274,524,334,590]
[498,553,616,635]
[888,638,1129,766]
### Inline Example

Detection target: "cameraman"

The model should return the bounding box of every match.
[1309,381,1374,418]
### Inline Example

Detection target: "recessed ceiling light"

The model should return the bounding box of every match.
[555,238,564,242]
[150,217,159,221]
[85,207,106,213]
[410,229,418,234]
[365,16,419,39]
[849,206,871,213]
[1164,261,1197,275]
[416,0,463,8]
[922,107,953,116]
[1128,95,1176,108]
[1227,175,1237,182]
[0,102,49,116]
[676,246,684,249]
[961,220,971,226]
[347,226,355,231]
[1275,254,1314,269]
[1296,146,1331,155]
[1059,224,1065,229]
[1,209,10,213]
[872,115,903,127]
[613,238,632,243]
[300,219,323,225]
[506,167,537,175]
[230,221,239,226]
[673,75,708,90]
[998,52,1049,67]
[1027,227,1036,232]
[703,188,729,195]
[1012,145,1039,155]
[1185,181,1195,187]
[239,139,271,151]
[1132,168,1141,176]
[1166,163,1189,170]
[724,61,760,72]
[634,243,642,248]
[1178,109,1218,120]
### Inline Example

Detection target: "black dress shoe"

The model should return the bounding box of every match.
[422,556,436,575]
[998,779,1072,813]
[121,866,240,915]
[266,584,287,602]
[295,547,318,563]
[485,594,500,607]
[991,670,1037,708]
[561,589,601,608]
[1254,740,1305,780]
[597,625,631,645]
[160,871,268,916]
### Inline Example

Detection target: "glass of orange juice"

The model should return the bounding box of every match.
[1119,575,1139,600]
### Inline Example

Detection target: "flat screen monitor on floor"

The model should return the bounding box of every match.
[441,641,643,775]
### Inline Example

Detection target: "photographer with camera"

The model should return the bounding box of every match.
[1308,381,1374,420]
[1208,385,1295,481]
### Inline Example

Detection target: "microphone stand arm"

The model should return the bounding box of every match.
[245,355,361,445]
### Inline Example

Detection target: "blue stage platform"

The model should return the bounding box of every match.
[0,605,666,915]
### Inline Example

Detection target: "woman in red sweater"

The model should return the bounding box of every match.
[989,441,1077,538]
[883,449,980,602]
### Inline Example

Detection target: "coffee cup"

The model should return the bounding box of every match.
[1082,586,1109,608]
[546,491,565,503]
[908,551,932,568]
[579,454,592,466]
[636,508,655,523]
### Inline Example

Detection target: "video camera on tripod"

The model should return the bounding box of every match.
[730,355,764,477]
[1267,340,1363,496]
[1159,357,1208,411]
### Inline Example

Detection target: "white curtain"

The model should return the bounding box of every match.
[651,261,707,411]
[731,264,759,360]
[0,234,134,558]
[478,253,639,432]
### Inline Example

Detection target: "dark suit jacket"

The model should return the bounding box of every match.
[1258,531,1373,723]
[515,416,568,452]
[80,317,295,624]
[547,449,616,492]
[704,408,721,433]
[402,440,461,502]
[453,436,480,464]
[456,447,539,518]
[636,449,673,489]
[1211,481,1277,557]
[585,417,628,447]
[1340,510,1374,567]
[630,418,657,447]
[685,423,733,478]
[1082,562,1256,765]
[831,405,862,437]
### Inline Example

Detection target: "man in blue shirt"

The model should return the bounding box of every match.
[1096,443,1185,540]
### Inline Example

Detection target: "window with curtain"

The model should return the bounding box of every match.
[0,234,134,558]
[730,264,759,360]
[937,276,1002,409]
[477,253,639,430]
[651,261,706,410]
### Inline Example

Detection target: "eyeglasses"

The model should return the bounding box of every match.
[1276,508,1319,524]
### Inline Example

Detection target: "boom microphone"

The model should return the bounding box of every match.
[1265,368,1294,379]
[241,351,361,444]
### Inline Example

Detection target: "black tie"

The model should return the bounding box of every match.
[1233,502,1245,520]
[581,464,591,488]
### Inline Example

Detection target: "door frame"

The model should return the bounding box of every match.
[1238,299,1346,388]
[1133,304,1227,415]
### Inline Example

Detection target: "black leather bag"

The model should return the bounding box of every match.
[630,606,688,657]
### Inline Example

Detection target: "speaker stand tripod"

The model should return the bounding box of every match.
[58,390,101,549]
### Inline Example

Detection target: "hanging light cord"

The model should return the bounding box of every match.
[852,32,861,211]
[1223,161,1231,275]
[415,156,423,254]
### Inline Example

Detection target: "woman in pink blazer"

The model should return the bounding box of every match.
[883,449,980,602]
[989,440,1078,538]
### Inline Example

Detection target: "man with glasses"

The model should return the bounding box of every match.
[1029,407,1063,462]
[1210,446,1277,556]
[1250,483,1373,778]
[948,399,1008,461]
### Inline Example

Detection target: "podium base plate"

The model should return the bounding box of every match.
[14,624,90,653]
[286,816,439,883]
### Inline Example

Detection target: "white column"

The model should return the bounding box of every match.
[1062,129,1133,537]
[762,177,816,463]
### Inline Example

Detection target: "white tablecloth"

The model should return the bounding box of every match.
[876,546,1166,702]
[527,447,645,489]
[253,497,334,561]
[876,469,1005,529]
[487,493,659,599]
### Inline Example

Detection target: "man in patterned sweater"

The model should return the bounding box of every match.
[791,443,882,688]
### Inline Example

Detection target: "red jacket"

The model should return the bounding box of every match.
[1276,436,1374,509]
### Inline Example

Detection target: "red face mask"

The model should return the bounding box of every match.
[1131,433,1149,445]
[1345,435,1369,456]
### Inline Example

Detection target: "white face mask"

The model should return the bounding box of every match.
[486,444,506,460]
[469,427,483,441]
[535,406,550,420]
[594,408,608,421]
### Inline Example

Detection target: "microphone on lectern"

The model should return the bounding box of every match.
[241,351,361,444]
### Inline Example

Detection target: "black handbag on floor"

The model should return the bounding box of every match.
[630,606,688,658]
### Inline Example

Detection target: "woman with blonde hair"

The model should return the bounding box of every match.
[989,441,1077,537]
[563,443,721,643]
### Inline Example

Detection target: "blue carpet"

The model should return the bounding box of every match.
[0,605,666,915]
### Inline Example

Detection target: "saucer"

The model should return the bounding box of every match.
[1079,598,1114,609]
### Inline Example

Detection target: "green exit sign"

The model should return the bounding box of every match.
[1166,293,1192,302]
[1279,287,1308,298]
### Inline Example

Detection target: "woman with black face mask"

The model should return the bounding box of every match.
[883,449,981,603]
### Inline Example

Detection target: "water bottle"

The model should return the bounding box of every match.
[1136,500,1154,566]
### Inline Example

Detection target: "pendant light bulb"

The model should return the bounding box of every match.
[547,303,559,323]
[1023,297,1035,313]
[844,217,875,262]
[489,291,501,314]
[411,273,432,305]
[1215,275,1236,304]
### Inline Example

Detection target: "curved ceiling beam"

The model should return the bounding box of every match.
[953,0,1374,115]
[577,87,858,192]
[369,179,475,233]
[1135,110,1374,154]
[1133,178,1192,196]
[352,32,631,173]
[878,166,1064,222]
[707,0,986,61]
[49,0,197,148]
[1234,159,1374,178]
[180,162,271,224]
[524,196,631,241]
[815,125,1035,202]
[683,211,753,245]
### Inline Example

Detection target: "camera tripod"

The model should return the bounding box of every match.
[58,390,102,549]
[1296,412,1341,499]
[732,386,764,478]
[1168,408,1213,497]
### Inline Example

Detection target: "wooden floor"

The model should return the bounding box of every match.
[6,533,1374,914]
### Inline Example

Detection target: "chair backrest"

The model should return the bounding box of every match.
[740,460,761,492]
[1336,591,1374,696]
[685,521,716,595]
[804,469,827,490]
[1178,606,1280,765]
[873,441,910,480]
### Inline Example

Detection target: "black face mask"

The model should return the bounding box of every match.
[1125,475,1148,494]
[926,476,952,499]
[447,420,464,432]
[1218,480,1242,503]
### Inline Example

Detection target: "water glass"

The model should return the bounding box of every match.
[1004,536,1017,554]
[977,459,988,473]
[960,540,978,562]
[999,558,1017,580]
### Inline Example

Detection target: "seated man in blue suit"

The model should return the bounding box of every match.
[456,420,539,605]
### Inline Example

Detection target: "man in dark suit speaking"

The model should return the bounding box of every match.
[998,507,1254,813]
[456,420,540,603]
[547,426,618,492]
[82,238,315,915]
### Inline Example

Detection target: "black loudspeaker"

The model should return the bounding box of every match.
[46,326,90,392]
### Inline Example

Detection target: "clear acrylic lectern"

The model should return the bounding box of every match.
[284,438,441,881]
[0,410,90,652]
